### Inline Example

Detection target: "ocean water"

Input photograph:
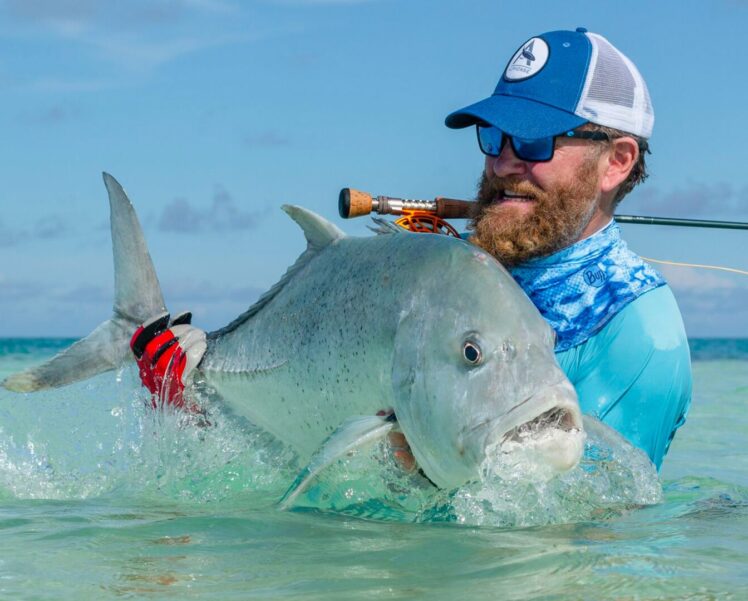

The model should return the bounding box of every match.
[0,338,746,600]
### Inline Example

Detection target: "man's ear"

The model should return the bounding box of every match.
[600,137,639,194]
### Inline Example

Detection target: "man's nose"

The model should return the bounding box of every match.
[485,143,529,178]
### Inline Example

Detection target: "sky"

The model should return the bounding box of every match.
[1,0,747,338]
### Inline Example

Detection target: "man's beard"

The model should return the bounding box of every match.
[469,159,601,267]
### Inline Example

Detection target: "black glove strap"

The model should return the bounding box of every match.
[151,337,179,366]
[131,312,171,359]
[170,311,193,327]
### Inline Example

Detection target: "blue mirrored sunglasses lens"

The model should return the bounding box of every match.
[476,126,504,157]
[477,126,555,161]
[512,137,554,161]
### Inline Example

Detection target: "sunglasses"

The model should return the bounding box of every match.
[476,125,611,162]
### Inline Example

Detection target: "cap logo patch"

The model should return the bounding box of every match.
[504,37,549,81]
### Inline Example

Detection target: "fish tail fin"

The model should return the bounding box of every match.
[3,318,135,392]
[2,173,166,393]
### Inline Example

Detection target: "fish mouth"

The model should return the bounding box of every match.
[495,402,584,472]
[502,406,580,443]
[464,379,585,474]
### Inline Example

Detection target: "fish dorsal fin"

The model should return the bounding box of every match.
[209,205,346,338]
[368,216,407,236]
[282,204,345,250]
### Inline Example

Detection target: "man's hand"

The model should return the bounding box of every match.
[377,409,437,486]
[376,409,417,472]
[388,431,416,472]
[130,311,207,409]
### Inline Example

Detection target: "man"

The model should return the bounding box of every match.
[442,27,692,469]
[132,27,691,471]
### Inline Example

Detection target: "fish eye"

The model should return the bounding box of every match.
[463,341,482,365]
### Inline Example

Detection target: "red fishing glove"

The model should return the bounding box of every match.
[130,311,207,409]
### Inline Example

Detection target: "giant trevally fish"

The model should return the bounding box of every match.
[3,174,583,491]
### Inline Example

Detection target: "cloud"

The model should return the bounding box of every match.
[19,76,121,94]
[163,279,264,304]
[0,277,109,305]
[3,0,207,32]
[27,105,78,125]
[242,130,291,148]
[2,0,249,73]
[654,264,748,337]
[0,220,23,247]
[0,275,262,307]
[286,51,320,68]
[262,0,382,5]
[674,286,748,338]
[161,279,267,331]
[54,284,111,304]
[0,276,45,300]
[658,263,743,292]
[625,182,748,219]
[3,0,100,36]
[0,273,265,336]
[91,32,247,72]
[182,0,238,14]
[0,215,73,246]
[158,187,267,233]
[34,215,73,239]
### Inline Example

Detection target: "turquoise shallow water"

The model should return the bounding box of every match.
[0,338,746,599]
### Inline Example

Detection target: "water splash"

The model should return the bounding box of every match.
[287,416,662,527]
[434,417,662,526]
[1,368,661,526]
[0,370,296,504]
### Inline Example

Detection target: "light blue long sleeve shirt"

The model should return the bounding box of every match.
[555,285,692,469]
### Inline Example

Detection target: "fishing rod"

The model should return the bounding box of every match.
[613,215,748,230]
[339,188,748,232]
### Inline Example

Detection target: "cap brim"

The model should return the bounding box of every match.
[445,94,587,138]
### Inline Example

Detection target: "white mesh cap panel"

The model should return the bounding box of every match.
[575,33,654,138]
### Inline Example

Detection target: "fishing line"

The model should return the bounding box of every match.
[642,257,748,277]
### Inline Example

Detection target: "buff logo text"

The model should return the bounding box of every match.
[583,267,607,288]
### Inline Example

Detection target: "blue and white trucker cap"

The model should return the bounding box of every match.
[445,28,654,139]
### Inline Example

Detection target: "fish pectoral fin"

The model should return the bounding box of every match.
[278,414,394,510]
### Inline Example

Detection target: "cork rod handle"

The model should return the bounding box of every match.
[338,188,374,219]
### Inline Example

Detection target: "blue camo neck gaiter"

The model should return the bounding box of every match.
[510,220,666,352]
